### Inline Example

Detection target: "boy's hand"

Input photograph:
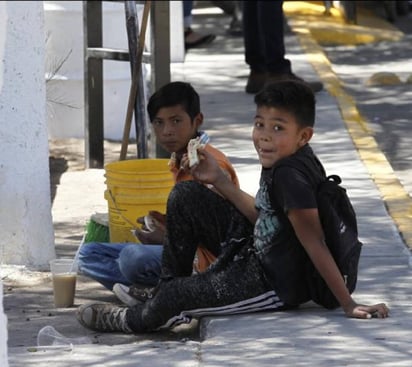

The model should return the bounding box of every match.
[134,211,166,244]
[134,226,165,244]
[146,210,166,228]
[179,153,191,174]
[344,301,389,319]
[190,148,226,185]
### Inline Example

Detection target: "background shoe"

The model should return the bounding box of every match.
[113,283,154,307]
[245,71,267,94]
[184,28,216,50]
[76,302,132,333]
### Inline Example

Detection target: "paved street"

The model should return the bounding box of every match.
[320,8,412,197]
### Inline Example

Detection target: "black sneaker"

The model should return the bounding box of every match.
[113,283,155,307]
[245,70,267,94]
[76,302,132,333]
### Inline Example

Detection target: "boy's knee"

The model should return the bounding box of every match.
[169,181,209,205]
[79,242,100,257]
[119,246,137,280]
[119,245,145,267]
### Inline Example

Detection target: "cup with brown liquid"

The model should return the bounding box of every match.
[49,259,77,308]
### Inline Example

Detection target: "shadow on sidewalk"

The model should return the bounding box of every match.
[49,156,68,204]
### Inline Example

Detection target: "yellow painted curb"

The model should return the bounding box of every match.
[286,3,412,251]
[284,1,404,45]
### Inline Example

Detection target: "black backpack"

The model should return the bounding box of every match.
[305,173,363,309]
[261,152,363,309]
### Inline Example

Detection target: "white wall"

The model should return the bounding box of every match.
[0,283,7,367]
[0,2,55,267]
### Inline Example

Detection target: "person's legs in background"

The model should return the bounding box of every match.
[243,0,323,94]
[243,1,267,93]
[244,0,292,93]
[257,1,292,75]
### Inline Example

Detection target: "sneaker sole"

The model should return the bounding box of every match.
[113,283,140,307]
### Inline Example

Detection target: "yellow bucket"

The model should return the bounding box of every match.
[104,159,174,243]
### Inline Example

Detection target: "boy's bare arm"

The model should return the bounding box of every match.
[190,148,258,224]
[212,171,258,224]
[288,208,389,319]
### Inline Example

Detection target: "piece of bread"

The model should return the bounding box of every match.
[188,136,208,167]
[188,137,201,167]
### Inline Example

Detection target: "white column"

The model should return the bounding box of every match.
[0,283,7,367]
[0,1,55,267]
[0,3,9,363]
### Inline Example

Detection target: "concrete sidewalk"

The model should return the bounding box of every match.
[6,2,412,366]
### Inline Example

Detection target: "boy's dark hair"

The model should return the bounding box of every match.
[254,80,316,128]
[147,81,201,122]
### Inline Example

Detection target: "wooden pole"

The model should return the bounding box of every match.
[120,0,151,160]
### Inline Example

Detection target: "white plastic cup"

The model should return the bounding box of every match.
[49,259,77,308]
[37,325,91,347]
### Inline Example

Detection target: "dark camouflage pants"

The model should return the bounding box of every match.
[126,181,283,332]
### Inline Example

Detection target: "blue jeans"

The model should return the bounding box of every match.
[77,242,163,290]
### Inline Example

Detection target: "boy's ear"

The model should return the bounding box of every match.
[299,126,314,147]
[193,112,204,128]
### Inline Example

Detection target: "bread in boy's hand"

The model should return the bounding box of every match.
[188,136,208,167]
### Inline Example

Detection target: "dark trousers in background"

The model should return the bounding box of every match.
[243,0,292,74]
